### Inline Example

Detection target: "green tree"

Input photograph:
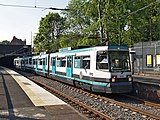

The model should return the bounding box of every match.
[0,40,10,45]
[101,0,160,46]
[34,12,66,53]
[34,0,160,50]
[62,0,100,47]
[124,0,160,46]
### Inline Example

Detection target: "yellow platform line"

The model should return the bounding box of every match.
[2,67,45,106]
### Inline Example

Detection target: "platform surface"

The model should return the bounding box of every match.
[0,67,87,120]
[3,67,66,107]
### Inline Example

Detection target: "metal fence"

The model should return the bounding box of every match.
[132,41,160,74]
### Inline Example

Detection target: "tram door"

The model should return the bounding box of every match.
[52,57,56,74]
[66,56,73,77]
[42,58,46,72]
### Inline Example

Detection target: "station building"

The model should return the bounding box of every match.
[0,36,31,68]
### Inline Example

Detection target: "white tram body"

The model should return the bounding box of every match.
[14,46,132,93]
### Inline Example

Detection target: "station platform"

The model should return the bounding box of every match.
[133,73,160,85]
[0,67,87,120]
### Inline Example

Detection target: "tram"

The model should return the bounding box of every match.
[14,46,133,93]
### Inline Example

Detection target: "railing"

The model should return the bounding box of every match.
[134,66,160,75]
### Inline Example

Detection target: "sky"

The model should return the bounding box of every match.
[0,0,70,45]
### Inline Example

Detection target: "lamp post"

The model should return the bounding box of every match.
[141,41,143,73]
[151,42,157,67]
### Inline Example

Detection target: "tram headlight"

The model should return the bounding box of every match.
[111,75,117,82]
[127,75,132,81]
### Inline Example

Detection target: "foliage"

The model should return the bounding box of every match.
[34,12,66,53]
[0,40,10,45]
[34,0,160,51]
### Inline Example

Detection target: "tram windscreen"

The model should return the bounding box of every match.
[109,51,131,72]
[96,51,109,71]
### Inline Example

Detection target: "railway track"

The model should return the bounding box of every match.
[16,70,160,120]
[121,94,160,109]
[27,76,111,120]
[35,79,111,120]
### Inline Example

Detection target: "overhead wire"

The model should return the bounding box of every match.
[0,3,69,11]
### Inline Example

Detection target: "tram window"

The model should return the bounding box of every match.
[40,60,42,65]
[53,58,56,66]
[61,57,66,67]
[29,58,32,65]
[39,59,42,65]
[56,57,66,67]
[82,56,90,69]
[57,58,61,67]
[74,56,81,68]
[34,59,36,65]
[46,58,47,65]
[25,59,28,64]
[33,59,35,65]
[51,58,56,66]
[66,57,72,68]
[109,51,131,72]
[96,51,109,70]
[36,59,38,65]
[42,58,45,65]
